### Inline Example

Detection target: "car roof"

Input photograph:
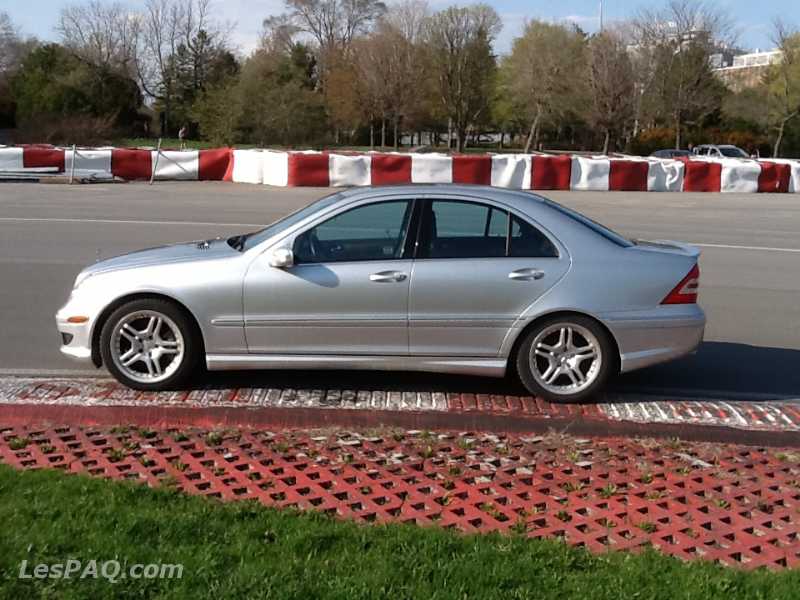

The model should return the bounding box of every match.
[337,184,548,205]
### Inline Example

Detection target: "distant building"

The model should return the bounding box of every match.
[714,49,783,91]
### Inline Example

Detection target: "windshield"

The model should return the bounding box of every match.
[544,199,634,248]
[233,192,347,251]
[719,146,748,158]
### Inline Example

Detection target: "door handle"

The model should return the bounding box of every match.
[509,268,545,281]
[369,270,407,283]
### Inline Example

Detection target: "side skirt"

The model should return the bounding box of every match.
[205,354,507,378]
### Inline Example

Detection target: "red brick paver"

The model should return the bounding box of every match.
[1,425,799,570]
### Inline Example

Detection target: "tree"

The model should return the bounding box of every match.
[632,0,734,148]
[764,21,800,157]
[57,1,140,76]
[587,32,635,154]
[137,0,232,136]
[353,5,429,149]
[284,0,386,54]
[11,43,142,142]
[424,4,500,152]
[231,28,327,145]
[501,21,586,153]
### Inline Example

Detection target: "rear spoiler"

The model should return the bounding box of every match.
[632,239,701,259]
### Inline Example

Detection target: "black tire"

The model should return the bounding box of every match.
[100,298,203,391]
[515,315,616,404]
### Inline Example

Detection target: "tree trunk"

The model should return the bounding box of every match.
[674,113,681,150]
[393,116,399,150]
[369,122,374,150]
[447,118,453,150]
[499,131,504,149]
[602,130,610,155]
[524,113,541,154]
[381,119,386,149]
[773,120,786,158]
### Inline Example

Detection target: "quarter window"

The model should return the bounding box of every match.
[293,200,413,263]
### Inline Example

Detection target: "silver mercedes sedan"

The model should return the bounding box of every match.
[56,185,705,403]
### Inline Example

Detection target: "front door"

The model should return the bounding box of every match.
[243,199,415,355]
[408,198,569,356]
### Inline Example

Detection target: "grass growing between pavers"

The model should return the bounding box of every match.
[0,465,796,599]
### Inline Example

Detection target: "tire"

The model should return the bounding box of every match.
[515,315,616,404]
[100,298,203,391]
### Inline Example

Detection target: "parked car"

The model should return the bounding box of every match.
[56,185,705,403]
[650,149,692,159]
[692,144,750,159]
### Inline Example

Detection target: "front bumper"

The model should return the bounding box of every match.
[603,305,706,373]
[55,305,95,364]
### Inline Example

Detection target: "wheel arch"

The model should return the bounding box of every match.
[505,310,622,377]
[91,292,205,367]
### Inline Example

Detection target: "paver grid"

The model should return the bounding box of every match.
[2,424,799,570]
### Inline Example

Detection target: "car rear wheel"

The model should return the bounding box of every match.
[516,315,615,403]
[100,299,202,391]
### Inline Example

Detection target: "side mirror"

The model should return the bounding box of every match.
[268,247,294,268]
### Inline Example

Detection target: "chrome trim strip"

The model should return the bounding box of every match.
[206,354,507,377]
[245,319,406,328]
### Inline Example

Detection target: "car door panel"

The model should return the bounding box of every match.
[242,198,415,355]
[243,257,411,354]
[409,257,567,356]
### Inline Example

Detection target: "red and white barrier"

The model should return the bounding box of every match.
[0,146,24,170]
[152,150,198,180]
[230,149,263,184]
[490,154,531,189]
[719,158,761,193]
[570,156,610,191]
[411,153,452,184]
[65,149,112,175]
[2,144,799,193]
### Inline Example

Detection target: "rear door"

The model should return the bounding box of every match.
[408,198,570,356]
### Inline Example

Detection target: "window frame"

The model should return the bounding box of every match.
[412,197,561,261]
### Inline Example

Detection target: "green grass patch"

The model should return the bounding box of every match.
[0,464,796,598]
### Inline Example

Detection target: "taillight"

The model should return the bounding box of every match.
[661,264,700,304]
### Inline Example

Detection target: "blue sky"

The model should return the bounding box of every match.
[3,0,791,55]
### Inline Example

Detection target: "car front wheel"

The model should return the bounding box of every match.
[516,316,615,403]
[100,299,202,391]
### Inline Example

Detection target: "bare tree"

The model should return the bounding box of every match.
[424,4,500,152]
[632,0,735,148]
[501,20,586,153]
[587,31,635,154]
[766,19,800,157]
[284,0,386,59]
[57,1,140,75]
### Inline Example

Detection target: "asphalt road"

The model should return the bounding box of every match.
[1,181,798,401]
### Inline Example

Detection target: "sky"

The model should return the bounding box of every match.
[2,0,792,56]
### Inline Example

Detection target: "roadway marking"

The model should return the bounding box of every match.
[692,242,800,254]
[0,217,264,227]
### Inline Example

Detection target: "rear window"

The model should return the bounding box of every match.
[544,200,634,248]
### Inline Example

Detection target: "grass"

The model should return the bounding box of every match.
[0,465,797,599]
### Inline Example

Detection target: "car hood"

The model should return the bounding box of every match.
[77,238,237,280]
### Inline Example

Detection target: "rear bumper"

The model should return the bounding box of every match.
[602,305,706,373]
